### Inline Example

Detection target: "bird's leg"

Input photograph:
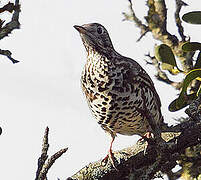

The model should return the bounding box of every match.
[101,136,118,170]
[102,136,114,162]
[137,131,154,155]
[138,131,153,143]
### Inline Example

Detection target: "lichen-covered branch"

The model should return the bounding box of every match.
[35,127,49,180]
[123,0,197,87]
[122,0,149,42]
[35,127,68,180]
[68,95,201,180]
[174,0,188,41]
[146,0,179,47]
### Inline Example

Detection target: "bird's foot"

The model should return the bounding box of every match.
[138,132,153,143]
[101,150,118,171]
[137,132,154,155]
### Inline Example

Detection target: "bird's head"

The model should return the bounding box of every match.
[74,23,114,54]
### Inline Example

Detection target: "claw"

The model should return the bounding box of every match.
[137,132,153,155]
[138,132,153,143]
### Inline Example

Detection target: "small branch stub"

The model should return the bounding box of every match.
[35,127,68,180]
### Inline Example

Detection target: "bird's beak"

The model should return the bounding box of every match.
[74,24,97,47]
[73,25,87,34]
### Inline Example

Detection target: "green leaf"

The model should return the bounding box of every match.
[182,11,201,24]
[182,42,201,52]
[194,51,201,69]
[168,69,201,112]
[180,69,201,96]
[168,93,197,112]
[155,44,177,70]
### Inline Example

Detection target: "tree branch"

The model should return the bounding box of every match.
[174,0,188,41]
[0,0,20,63]
[123,0,196,88]
[35,127,68,180]
[0,49,19,64]
[0,0,20,40]
[122,0,149,42]
[146,0,179,47]
[68,95,201,180]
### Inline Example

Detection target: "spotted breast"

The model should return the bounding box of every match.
[74,23,164,162]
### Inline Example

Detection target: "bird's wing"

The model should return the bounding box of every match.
[121,56,162,108]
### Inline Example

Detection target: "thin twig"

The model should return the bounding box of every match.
[0,0,20,63]
[123,0,149,41]
[35,127,49,180]
[35,127,68,180]
[174,0,188,41]
[136,29,150,42]
[0,0,20,40]
[38,148,68,180]
[0,49,19,64]
[0,2,19,13]
[145,53,176,87]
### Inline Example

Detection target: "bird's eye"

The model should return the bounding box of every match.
[97,26,103,34]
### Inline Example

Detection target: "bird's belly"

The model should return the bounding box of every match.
[87,90,150,137]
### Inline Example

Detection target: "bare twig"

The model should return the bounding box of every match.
[122,0,149,41]
[0,49,19,64]
[0,2,18,13]
[136,29,150,42]
[0,0,20,64]
[174,0,188,41]
[145,53,183,89]
[35,127,68,180]
[35,127,49,180]
[0,0,20,40]
[38,148,68,180]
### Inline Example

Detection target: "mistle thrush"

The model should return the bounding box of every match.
[74,23,164,166]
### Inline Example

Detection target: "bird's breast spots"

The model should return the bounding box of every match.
[122,101,128,106]
[114,79,121,86]
[105,78,114,87]
[98,86,109,92]
[101,107,106,112]
[99,74,104,78]
[107,92,118,99]
[111,86,124,93]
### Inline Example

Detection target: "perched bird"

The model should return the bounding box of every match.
[74,23,164,167]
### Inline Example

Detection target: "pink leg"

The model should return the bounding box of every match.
[102,136,118,170]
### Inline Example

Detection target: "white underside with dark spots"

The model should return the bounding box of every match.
[81,47,163,137]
